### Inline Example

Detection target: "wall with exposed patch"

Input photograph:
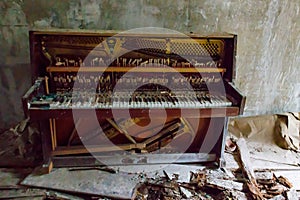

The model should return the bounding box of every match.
[0,0,299,131]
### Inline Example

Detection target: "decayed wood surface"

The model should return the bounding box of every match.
[206,178,244,191]
[236,138,265,200]
[1,162,298,200]
[1,119,299,199]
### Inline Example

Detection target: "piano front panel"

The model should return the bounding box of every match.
[46,116,226,156]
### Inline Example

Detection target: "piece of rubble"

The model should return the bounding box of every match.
[206,178,244,191]
[179,186,193,198]
[275,175,293,189]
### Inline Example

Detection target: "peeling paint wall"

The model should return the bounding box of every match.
[0,0,299,130]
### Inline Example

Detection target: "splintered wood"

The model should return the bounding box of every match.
[236,138,264,200]
[132,139,297,200]
[133,170,211,200]
[2,121,297,200]
[133,168,249,200]
[13,162,298,200]
[235,138,297,200]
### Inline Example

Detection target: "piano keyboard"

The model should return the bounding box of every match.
[30,92,232,109]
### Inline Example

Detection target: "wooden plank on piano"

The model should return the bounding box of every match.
[51,153,217,167]
[52,144,146,156]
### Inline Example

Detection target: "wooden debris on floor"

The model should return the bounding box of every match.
[110,163,205,183]
[8,137,300,199]
[1,164,297,200]
[234,137,298,200]
[228,113,300,171]
[273,171,300,190]
[236,138,264,199]
[255,172,294,199]
[1,162,299,199]
[133,167,250,200]
[1,114,299,199]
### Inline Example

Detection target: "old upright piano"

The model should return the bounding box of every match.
[23,29,245,171]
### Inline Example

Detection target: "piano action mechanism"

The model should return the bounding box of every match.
[23,30,245,171]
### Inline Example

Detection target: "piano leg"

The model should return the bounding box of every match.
[40,120,53,173]
[216,117,228,168]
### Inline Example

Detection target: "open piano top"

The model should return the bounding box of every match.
[23,29,245,170]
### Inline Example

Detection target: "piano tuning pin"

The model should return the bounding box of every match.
[78,57,83,66]
[69,59,75,66]
[128,58,132,66]
[64,58,69,66]
[99,58,105,66]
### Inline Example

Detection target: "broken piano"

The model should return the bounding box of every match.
[22,30,245,171]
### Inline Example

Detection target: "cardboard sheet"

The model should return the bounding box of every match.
[228,113,300,167]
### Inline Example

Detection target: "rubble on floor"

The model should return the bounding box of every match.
[6,135,300,199]
[0,114,299,199]
[1,162,298,200]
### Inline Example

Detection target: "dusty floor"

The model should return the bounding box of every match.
[0,140,300,199]
[0,114,299,199]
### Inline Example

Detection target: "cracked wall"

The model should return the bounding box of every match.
[0,0,299,131]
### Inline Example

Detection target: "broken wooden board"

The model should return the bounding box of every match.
[273,170,300,190]
[21,168,141,199]
[206,178,244,191]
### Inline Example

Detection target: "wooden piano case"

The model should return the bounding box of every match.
[23,29,245,171]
